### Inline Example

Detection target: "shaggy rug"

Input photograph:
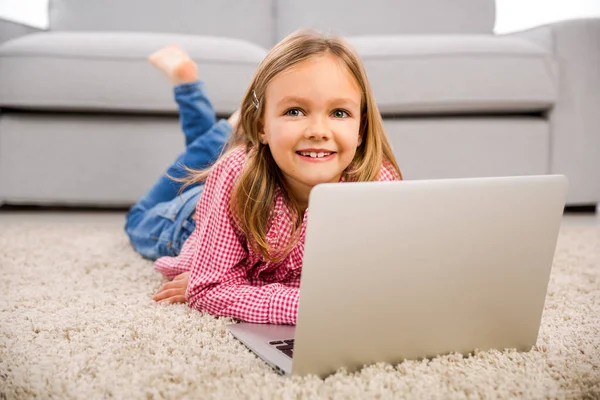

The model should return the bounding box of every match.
[0,213,598,399]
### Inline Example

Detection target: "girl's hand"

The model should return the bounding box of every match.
[153,272,190,304]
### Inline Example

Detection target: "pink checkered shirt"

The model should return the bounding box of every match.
[154,146,401,324]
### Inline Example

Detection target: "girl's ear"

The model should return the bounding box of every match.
[258,123,268,145]
[357,134,363,147]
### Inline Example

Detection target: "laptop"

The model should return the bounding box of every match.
[226,174,568,377]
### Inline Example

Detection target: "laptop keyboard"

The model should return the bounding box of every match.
[269,339,294,358]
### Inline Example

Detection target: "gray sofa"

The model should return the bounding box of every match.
[0,0,598,209]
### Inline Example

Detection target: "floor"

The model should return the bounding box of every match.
[0,207,598,228]
[0,210,127,226]
[560,208,600,228]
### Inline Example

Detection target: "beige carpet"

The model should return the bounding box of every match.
[0,214,599,399]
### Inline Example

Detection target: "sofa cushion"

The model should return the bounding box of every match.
[50,0,275,48]
[348,35,558,115]
[0,32,268,114]
[276,0,495,40]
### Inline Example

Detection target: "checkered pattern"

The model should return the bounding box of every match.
[154,147,401,324]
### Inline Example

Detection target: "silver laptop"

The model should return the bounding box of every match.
[227,174,568,377]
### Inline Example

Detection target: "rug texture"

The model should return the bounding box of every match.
[0,215,598,399]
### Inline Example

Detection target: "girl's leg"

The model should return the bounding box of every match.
[125,106,235,260]
[125,44,239,259]
[148,44,218,146]
[176,81,216,147]
[131,115,233,213]
[126,185,203,260]
[132,82,232,210]
[134,44,240,207]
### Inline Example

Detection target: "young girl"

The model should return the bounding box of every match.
[128,29,402,325]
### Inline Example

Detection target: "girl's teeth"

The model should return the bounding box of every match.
[300,152,330,158]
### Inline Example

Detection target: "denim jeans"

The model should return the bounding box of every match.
[125,81,232,260]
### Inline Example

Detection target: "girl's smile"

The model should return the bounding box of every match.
[296,148,337,162]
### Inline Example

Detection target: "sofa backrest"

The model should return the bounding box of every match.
[276,0,496,40]
[48,0,496,48]
[48,0,275,48]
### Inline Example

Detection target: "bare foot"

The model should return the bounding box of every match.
[148,44,198,85]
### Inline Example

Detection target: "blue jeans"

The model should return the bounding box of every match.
[125,81,232,260]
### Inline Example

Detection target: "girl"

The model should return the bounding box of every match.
[129,29,402,325]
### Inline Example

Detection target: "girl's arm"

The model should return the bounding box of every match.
[154,147,299,325]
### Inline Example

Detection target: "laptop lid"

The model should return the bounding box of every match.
[291,175,568,377]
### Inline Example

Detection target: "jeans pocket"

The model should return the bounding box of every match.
[153,198,185,223]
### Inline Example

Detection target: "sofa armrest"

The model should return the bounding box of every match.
[507,18,600,205]
[0,18,44,45]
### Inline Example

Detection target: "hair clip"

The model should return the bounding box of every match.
[252,91,260,110]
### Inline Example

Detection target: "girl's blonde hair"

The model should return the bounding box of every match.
[183,29,402,262]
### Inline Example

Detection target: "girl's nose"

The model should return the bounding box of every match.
[304,116,332,140]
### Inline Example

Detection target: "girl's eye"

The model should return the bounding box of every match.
[332,109,349,118]
[285,108,304,117]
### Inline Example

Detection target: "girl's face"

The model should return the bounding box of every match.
[260,54,362,207]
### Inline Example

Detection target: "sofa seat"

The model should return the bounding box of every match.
[348,35,558,115]
[0,32,268,114]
